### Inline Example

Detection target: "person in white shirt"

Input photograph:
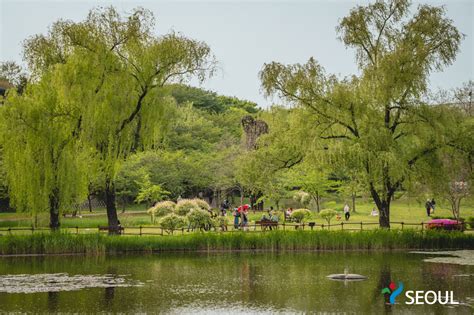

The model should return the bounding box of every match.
[343,204,350,221]
[370,207,379,216]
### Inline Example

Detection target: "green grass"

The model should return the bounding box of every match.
[1,197,473,230]
[0,230,473,255]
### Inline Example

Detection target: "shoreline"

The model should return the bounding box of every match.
[1,230,473,256]
[0,247,471,258]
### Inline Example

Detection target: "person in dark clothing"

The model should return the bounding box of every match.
[220,199,230,216]
[425,199,432,216]
[431,199,436,213]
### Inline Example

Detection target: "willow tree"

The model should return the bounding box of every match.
[260,0,462,227]
[0,71,88,229]
[23,7,215,232]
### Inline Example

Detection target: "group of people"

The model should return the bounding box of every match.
[220,200,251,230]
[425,198,436,216]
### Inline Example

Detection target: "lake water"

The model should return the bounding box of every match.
[0,251,472,314]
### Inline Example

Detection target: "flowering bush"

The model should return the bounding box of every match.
[175,199,198,216]
[212,216,228,230]
[159,214,187,234]
[290,209,312,223]
[147,201,176,223]
[319,209,337,225]
[193,198,211,211]
[187,208,212,230]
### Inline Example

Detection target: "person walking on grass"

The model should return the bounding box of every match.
[233,208,240,229]
[425,199,432,217]
[241,208,249,231]
[344,204,350,221]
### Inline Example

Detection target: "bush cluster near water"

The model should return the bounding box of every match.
[1,230,473,255]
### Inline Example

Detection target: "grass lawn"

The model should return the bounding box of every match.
[0,197,473,232]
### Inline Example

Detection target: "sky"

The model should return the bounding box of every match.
[1,0,473,108]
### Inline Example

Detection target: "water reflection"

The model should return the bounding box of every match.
[377,263,392,313]
[47,291,59,312]
[103,267,118,308]
[0,251,472,314]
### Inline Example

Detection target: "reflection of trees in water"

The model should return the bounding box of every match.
[376,263,393,313]
[47,291,59,312]
[103,267,118,308]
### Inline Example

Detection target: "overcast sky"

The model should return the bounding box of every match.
[1,0,473,107]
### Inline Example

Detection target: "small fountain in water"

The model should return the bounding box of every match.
[327,268,367,281]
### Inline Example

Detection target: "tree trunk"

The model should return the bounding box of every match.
[49,188,60,231]
[369,185,391,228]
[315,192,320,213]
[87,194,93,212]
[105,178,119,235]
[451,198,462,220]
[378,199,390,228]
[351,192,356,213]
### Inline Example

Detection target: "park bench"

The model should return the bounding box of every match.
[98,226,124,234]
[255,220,279,231]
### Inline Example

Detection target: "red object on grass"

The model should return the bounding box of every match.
[426,219,463,231]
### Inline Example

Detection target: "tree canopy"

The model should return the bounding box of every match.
[260,0,463,227]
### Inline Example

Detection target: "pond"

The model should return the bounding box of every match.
[0,251,472,314]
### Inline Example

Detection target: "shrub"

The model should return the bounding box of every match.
[293,191,311,206]
[159,214,186,234]
[175,199,198,216]
[193,198,211,211]
[466,217,474,229]
[147,201,176,223]
[320,209,337,225]
[290,209,312,223]
[187,208,212,230]
[212,216,228,230]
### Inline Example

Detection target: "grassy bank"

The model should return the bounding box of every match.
[0,230,473,255]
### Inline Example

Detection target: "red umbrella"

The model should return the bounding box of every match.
[238,204,250,212]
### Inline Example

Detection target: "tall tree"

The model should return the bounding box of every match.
[260,0,462,227]
[21,7,215,232]
[1,73,88,229]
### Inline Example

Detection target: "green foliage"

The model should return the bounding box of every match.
[212,216,228,230]
[0,61,27,93]
[290,209,312,223]
[319,209,337,225]
[169,84,259,114]
[193,198,211,211]
[175,199,198,216]
[186,208,212,230]
[159,214,186,234]
[134,174,170,205]
[1,230,473,255]
[260,0,463,227]
[466,217,474,229]
[1,74,89,221]
[15,6,216,228]
[147,201,176,223]
[324,201,337,209]
[293,191,311,207]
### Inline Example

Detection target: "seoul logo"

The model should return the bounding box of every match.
[381,281,404,305]
[381,281,459,305]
